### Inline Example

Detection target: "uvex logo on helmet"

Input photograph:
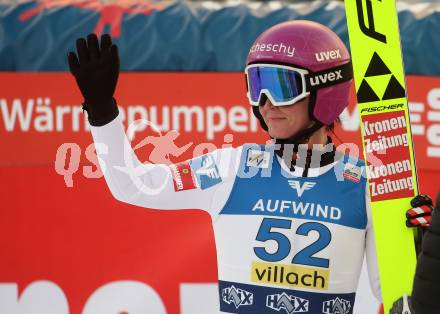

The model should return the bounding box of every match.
[309,70,343,87]
[249,42,295,58]
[315,49,342,62]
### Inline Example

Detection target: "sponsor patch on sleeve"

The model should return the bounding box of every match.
[189,154,222,190]
[343,163,362,183]
[169,161,197,192]
[246,149,271,169]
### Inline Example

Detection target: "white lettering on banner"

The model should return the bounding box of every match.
[345,97,440,160]
[206,106,227,140]
[427,88,440,157]
[229,106,248,132]
[172,106,204,132]
[409,102,425,135]
[0,281,165,314]
[0,280,379,314]
[368,159,411,179]
[83,281,166,314]
[0,98,258,140]
[0,281,217,314]
[365,133,408,153]
[0,281,68,314]
[428,88,440,110]
[127,105,149,133]
[180,283,219,314]
[427,125,440,156]
[406,89,440,158]
[371,176,414,196]
[0,98,35,131]
[0,98,88,133]
[34,99,55,131]
[3,88,440,159]
[363,116,406,136]
[147,106,170,130]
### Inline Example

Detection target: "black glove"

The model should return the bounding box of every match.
[411,192,440,314]
[390,295,415,314]
[68,33,120,126]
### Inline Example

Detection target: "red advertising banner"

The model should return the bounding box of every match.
[362,111,414,201]
[1,73,440,170]
[0,73,261,167]
[1,73,439,314]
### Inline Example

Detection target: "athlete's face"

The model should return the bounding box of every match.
[259,97,313,139]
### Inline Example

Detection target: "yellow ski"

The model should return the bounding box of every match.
[344,0,419,312]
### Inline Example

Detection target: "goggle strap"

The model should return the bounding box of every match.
[244,73,249,92]
[305,62,353,91]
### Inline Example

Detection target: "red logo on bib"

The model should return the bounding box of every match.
[169,162,197,192]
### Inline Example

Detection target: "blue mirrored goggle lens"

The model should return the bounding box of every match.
[248,66,304,104]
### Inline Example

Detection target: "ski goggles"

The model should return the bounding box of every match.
[245,62,353,107]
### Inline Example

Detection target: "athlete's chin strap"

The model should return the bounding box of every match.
[274,120,324,146]
[274,136,339,177]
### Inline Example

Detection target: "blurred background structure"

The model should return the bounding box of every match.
[0,1,439,314]
[0,0,439,74]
